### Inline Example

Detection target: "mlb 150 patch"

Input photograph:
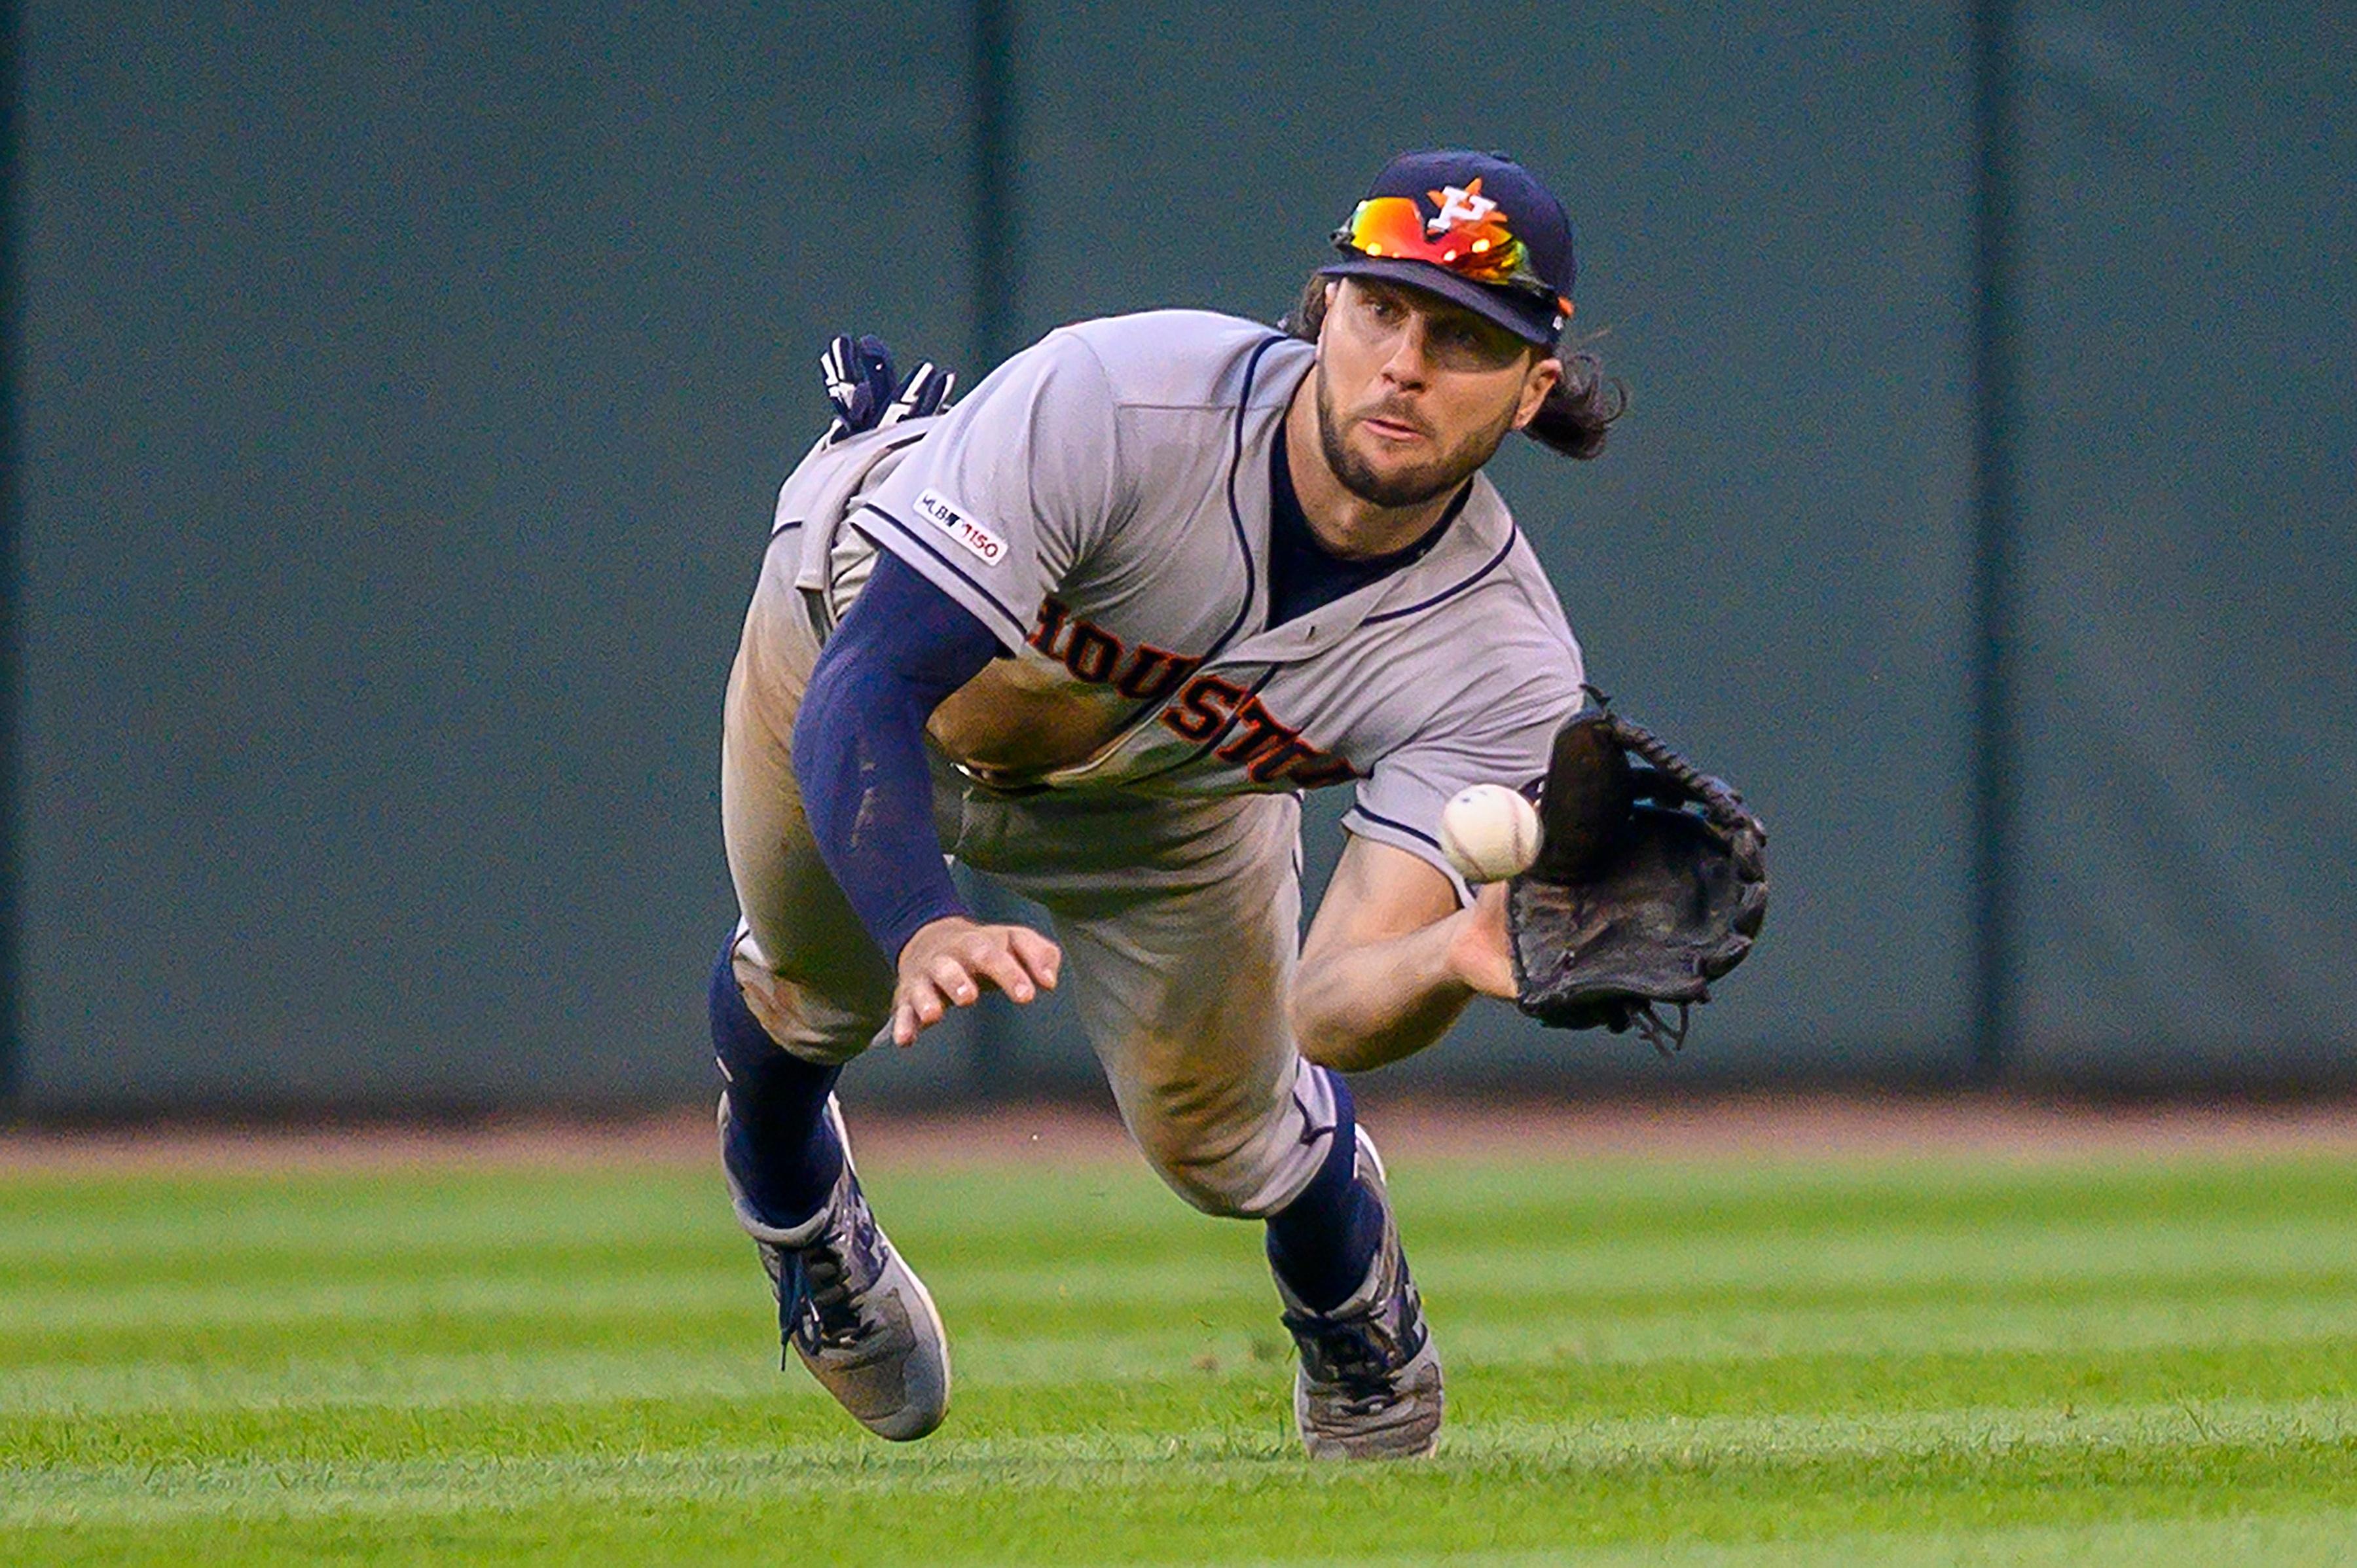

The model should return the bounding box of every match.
[915,489,1007,566]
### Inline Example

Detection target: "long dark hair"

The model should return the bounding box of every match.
[1284,274,1626,461]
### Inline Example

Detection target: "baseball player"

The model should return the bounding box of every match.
[710,149,1620,1459]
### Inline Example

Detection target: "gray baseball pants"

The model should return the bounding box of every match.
[719,538,1338,1219]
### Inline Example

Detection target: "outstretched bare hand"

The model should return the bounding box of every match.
[893,915,1063,1047]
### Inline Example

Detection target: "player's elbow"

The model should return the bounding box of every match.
[1287,981,1352,1069]
[1294,1025,1389,1075]
[1288,985,1427,1074]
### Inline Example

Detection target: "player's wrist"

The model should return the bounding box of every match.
[886,905,978,968]
[1442,890,1516,999]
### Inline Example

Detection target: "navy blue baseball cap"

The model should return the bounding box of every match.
[1320,149,1577,347]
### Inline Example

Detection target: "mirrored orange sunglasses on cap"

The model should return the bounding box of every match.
[1332,192,1574,319]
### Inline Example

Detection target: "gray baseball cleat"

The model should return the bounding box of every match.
[1275,1129,1444,1460]
[722,1096,951,1440]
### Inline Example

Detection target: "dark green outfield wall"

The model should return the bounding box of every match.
[13,3,2353,1110]
[2003,5,2357,1084]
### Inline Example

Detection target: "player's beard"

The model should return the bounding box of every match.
[1315,361,1519,511]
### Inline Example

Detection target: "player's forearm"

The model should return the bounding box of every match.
[1290,907,1482,1072]
[794,645,968,960]
[792,551,1000,960]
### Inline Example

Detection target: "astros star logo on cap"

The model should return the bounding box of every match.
[1427,181,1499,234]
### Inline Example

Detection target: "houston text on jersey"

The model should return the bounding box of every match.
[1027,597,1359,788]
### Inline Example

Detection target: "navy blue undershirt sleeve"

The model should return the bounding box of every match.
[791,547,1002,962]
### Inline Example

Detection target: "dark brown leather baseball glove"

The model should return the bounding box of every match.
[1505,698,1769,1053]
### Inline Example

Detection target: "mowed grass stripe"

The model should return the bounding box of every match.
[1409,1216,2357,1292]
[1243,1508,2357,1568]
[5,1231,2352,1387]
[6,1160,2348,1280]
[5,1150,2351,1261]
[0,1347,782,1415]
[5,1214,2349,1377]
[8,1250,2348,1379]
[8,1396,2355,1522]
[16,1230,2355,1340]
[10,1338,2357,1464]
[0,1167,1207,1264]
[7,1425,2357,1568]
[16,1254,2354,1352]
[9,1196,2352,1318]
[7,1298,2357,1416]
[5,1396,2357,1518]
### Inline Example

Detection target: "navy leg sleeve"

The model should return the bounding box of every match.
[1263,1068,1384,1313]
[710,938,844,1230]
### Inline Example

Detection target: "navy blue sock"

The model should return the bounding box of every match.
[1264,1069,1385,1313]
[709,936,845,1230]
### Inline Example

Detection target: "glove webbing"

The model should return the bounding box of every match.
[1609,715,1769,881]
[1610,716,1744,822]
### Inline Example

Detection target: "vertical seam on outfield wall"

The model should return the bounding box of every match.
[971,0,1019,376]
[0,0,22,1106]
[1969,0,2022,1085]
[967,0,1021,1094]
[0,0,21,1106]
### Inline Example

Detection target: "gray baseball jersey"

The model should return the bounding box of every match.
[778,308,1587,903]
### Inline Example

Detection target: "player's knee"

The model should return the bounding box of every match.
[713,924,884,1069]
[1136,1140,1263,1218]
[1125,1078,1320,1220]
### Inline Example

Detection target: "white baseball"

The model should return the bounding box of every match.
[1438,784,1542,883]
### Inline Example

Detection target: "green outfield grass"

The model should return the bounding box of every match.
[3,1131,2355,1565]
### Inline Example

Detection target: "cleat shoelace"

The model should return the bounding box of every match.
[778,1201,888,1354]
[1282,1307,1419,1410]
